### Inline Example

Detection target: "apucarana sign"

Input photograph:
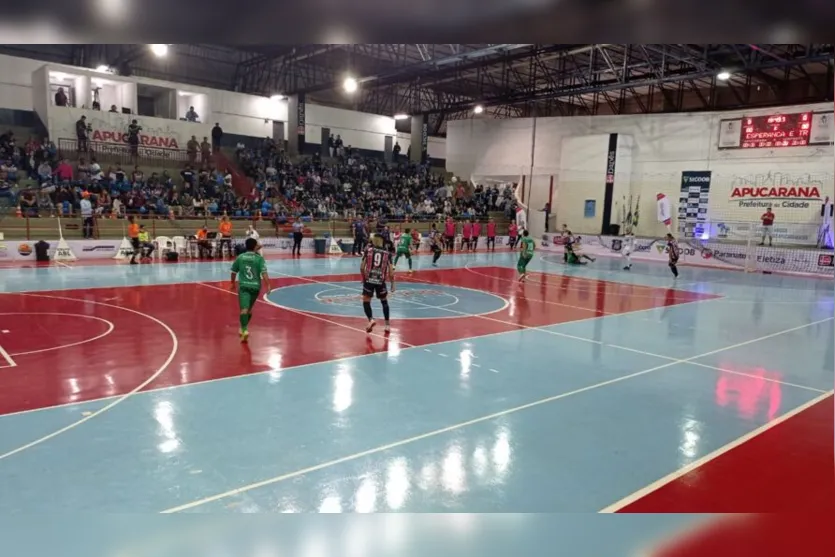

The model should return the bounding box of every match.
[49,108,209,152]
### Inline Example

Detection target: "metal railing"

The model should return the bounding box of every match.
[0,213,511,241]
[57,138,190,169]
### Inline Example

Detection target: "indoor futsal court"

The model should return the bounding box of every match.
[0,249,832,513]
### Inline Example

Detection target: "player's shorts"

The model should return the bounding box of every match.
[362,281,388,299]
[396,247,411,257]
[517,254,533,273]
[238,285,260,310]
[669,257,679,265]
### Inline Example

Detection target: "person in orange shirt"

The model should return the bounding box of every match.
[127,216,141,265]
[195,225,211,258]
[217,216,233,258]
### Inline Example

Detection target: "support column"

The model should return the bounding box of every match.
[410,114,427,163]
[287,93,305,156]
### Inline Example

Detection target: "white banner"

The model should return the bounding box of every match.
[538,234,834,277]
[810,112,834,145]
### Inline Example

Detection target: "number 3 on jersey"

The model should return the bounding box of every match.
[244,266,254,280]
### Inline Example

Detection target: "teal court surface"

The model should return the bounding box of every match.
[0,248,832,514]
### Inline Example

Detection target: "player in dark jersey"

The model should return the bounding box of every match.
[360,234,396,333]
[429,223,443,267]
[666,233,680,278]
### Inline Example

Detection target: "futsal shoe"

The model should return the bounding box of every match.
[366,319,377,333]
[240,329,249,342]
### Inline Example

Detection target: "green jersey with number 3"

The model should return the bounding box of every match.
[232,251,267,290]
[398,234,412,251]
[520,237,535,258]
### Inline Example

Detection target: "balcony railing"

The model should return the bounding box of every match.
[58,138,190,168]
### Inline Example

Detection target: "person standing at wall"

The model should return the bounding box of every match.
[79,191,94,239]
[211,123,224,152]
[486,217,496,251]
[471,220,481,251]
[759,207,775,247]
[291,217,304,256]
[444,216,456,252]
[75,115,89,154]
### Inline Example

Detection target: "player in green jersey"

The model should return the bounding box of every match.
[393,228,413,273]
[517,230,535,282]
[230,238,270,342]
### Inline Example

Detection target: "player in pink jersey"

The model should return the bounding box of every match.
[444,217,455,252]
[462,220,473,251]
[508,221,519,249]
[471,221,481,251]
[486,218,497,251]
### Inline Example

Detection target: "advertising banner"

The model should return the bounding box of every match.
[678,171,712,238]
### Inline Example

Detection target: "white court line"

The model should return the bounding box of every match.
[0,344,17,368]
[247,270,829,396]
[0,312,115,357]
[0,292,178,461]
[53,260,72,269]
[161,316,830,513]
[599,390,834,513]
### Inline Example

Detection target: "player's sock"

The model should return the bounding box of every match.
[239,313,248,331]
[407,257,412,270]
[363,301,373,320]
[381,300,390,323]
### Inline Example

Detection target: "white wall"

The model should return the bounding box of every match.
[0,53,448,159]
[448,103,834,236]
[0,54,43,111]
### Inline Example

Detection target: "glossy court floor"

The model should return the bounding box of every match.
[0,247,832,513]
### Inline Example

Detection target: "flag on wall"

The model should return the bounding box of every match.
[657,193,672,232]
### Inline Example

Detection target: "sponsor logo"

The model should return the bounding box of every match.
[55,248,73,258]
[82,245,117,252]
[321,289,442,304]
[91,129,180,149]
[701,248,747,260]
[610,239,622,252]
[683,176,711,183]
[817,254,834,267]
[729,186,821,200]
[18,243,33,256]
[756,255,786,265]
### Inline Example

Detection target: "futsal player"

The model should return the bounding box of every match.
[410,228,421,253]
[430,223,443,266]
[127,216,140,265]
[517,229,535,281]
[230,237,270,342]
[508,221,519,249]
[486,218,496,251]
[393,228,414,273]
[360,234,396,333]
[622,233,633,270]
[666,233,680,278]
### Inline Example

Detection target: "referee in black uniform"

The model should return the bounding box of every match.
[291,217,304,256]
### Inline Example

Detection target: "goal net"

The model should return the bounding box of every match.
[550,168,834,277]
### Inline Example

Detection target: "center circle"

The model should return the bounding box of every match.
[266,281,508,319]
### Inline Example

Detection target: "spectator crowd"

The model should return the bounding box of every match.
[4,128,518,232]
[234,138,519,224]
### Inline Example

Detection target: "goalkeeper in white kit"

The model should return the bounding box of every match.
[622,234,634,270]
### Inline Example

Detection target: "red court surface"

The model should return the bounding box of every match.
[0,267,715,416]
[618,394,835,513]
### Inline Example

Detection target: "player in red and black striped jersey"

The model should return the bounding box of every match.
[360,234,396,333]
[666,233,680,278]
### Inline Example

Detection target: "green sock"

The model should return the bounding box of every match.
[245,313,252,327]
[239,313,248,331]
